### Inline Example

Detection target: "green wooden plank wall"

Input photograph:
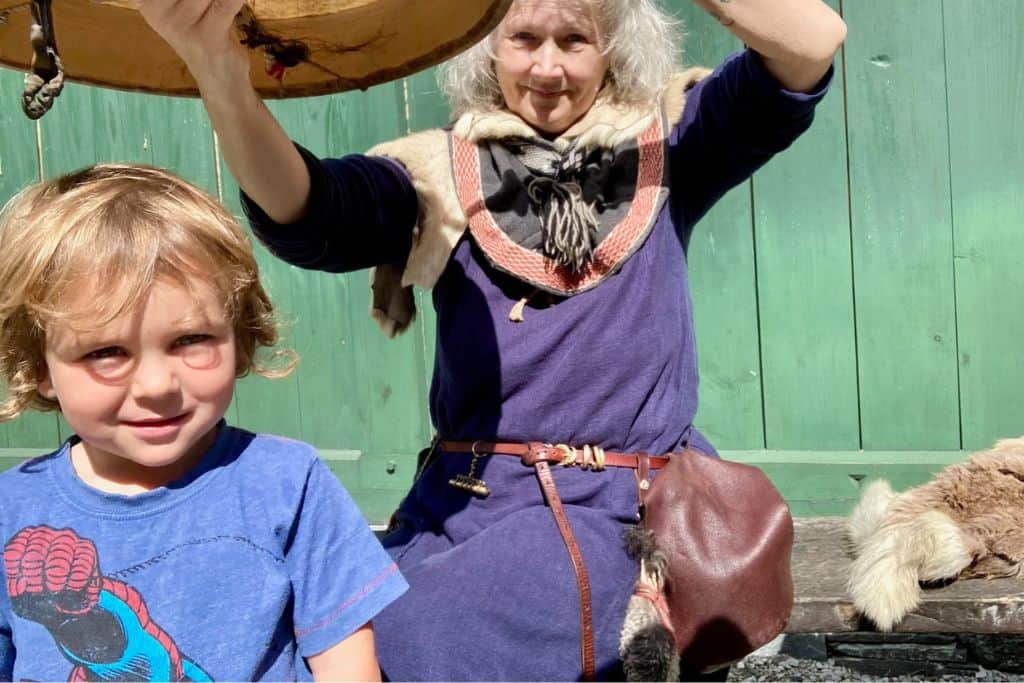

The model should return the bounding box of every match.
[943,0,1024,450]
[845,0,959,451]
[1,1,1021,520]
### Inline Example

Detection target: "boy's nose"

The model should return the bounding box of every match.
[130,356,180,398]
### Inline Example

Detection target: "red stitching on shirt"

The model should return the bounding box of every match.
[294,561,400,639]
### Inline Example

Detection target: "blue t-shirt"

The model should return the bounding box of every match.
[0,424,407,681]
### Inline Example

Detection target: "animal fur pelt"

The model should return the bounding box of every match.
[847,436,1024,631]
[619,526,679,682]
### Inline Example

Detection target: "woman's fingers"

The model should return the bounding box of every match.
[138,0,249,81]
[137,0,238,47]
[204,0,246,30]
[171,0,217,30]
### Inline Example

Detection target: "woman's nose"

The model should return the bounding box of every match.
[531,40,565,79]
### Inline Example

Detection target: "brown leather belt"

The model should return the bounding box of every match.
[439,440,671,471]
[438,440,675,681]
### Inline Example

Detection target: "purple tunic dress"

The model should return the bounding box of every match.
[246,50,830,681]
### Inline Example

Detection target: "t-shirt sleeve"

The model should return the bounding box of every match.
[286,457,408,658]
[242,144,419,273]
[670,48,834,231]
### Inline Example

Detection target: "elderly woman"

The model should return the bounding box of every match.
[140,0,845,679]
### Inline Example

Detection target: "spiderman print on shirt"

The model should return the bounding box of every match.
[3,526,212,681]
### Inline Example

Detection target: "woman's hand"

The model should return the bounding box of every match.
[136,0,251,93]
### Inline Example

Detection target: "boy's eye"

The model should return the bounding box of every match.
[80,346,131,381]
[174,334,213,347]
[82,346,125,361]
[175,333,224,370]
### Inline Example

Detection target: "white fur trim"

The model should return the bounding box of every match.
[366,129,468,335]
[662,67,713,131]
[369,129,467,290]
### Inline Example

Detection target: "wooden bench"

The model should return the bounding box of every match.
[790,517,1024,634]
[376,517,1024,635]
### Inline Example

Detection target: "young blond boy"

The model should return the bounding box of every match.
[0,163,407,680]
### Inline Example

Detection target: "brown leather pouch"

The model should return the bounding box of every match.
[622,449,794,678]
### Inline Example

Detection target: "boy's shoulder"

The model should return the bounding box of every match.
[239,429,319,456]
[220,426,329,489]
[219,427,359,522]
[227,427,320,468]
[0,447,68,533]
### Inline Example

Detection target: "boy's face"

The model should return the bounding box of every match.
[38,278,237,491]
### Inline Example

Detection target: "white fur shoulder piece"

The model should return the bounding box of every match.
[452,100,653,151]
[369,129,468,289]
[366,129,468,336]
[663,67,713,128]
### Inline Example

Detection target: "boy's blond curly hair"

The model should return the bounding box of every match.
[0,163,294,421]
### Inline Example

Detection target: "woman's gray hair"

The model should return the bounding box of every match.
[440,0,683,117]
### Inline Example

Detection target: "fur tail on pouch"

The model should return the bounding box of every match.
[619,526,679,682]
[846,480,975,631]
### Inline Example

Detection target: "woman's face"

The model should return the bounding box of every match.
[494,0,609,135]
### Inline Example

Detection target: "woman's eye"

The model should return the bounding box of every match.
[565,33,588,43]
[512,31,536,42]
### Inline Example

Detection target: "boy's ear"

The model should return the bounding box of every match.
[37,373,57,400]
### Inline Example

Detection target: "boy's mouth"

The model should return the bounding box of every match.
[122,413,189,428]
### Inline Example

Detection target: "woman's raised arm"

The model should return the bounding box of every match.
[137,0,312,224]
[691,0,847,92]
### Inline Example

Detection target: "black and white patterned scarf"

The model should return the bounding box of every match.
[505,136,610,274]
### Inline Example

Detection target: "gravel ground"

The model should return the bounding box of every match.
[728,655,1024,682]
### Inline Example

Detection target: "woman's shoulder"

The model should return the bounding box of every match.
[366,127,458,211]
[368,127,450,166]
[662,66,715,124]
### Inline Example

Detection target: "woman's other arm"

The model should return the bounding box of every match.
[137,0,311,224]
[691,0,847,92]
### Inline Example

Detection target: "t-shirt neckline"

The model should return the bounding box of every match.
[47,420,239,519]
